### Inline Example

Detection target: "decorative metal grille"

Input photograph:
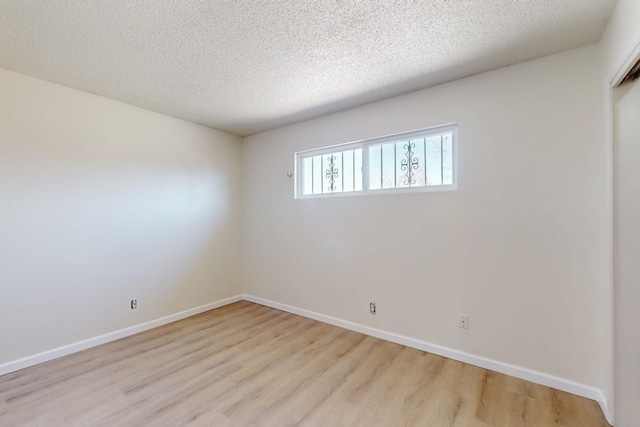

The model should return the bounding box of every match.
[325,155,338,191]
[400,142,420,186]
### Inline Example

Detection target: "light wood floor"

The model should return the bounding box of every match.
[0,301,610,426]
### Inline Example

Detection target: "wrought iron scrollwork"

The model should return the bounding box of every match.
[400,142,419,185]
[325,155,339,191]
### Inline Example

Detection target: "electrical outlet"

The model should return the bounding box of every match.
[370,302,376,315]
[131,299,138,310]
[458,314,469,329]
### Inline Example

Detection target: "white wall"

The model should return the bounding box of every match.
[244,44,609,398]
[0,68,243,366]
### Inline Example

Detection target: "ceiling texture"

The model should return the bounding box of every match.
[0,0,617,136]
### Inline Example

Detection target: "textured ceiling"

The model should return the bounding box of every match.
[0,0,617,136]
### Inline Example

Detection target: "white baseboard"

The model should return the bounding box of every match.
[0,293,613,425]
[243,294,614,425]
[0,294,243,377]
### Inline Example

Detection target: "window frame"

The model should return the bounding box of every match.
[294,123,458,199]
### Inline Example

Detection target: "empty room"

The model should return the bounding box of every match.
[1,0,639,426]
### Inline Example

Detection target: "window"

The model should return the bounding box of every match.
[296,124,456,198]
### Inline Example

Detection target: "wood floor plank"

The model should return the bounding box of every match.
[0,301,611,426]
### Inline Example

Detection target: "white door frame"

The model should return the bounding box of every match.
[607,35,640,427]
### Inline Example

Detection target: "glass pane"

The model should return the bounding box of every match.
[354,148,363,191]
[369,145,382,190]
[330,152,343,193]
[442,133,453,185]
[321,154,330,193]
[396,139,423,187]
[425,135,443,186]
[381,143,395,189]
[312,155,323,194]
[302,157,313,195]
[411,138,426,187]
[342,150,354,192]
[395,141,408,188]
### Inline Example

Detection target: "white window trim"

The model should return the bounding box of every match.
[294,123,458,199]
